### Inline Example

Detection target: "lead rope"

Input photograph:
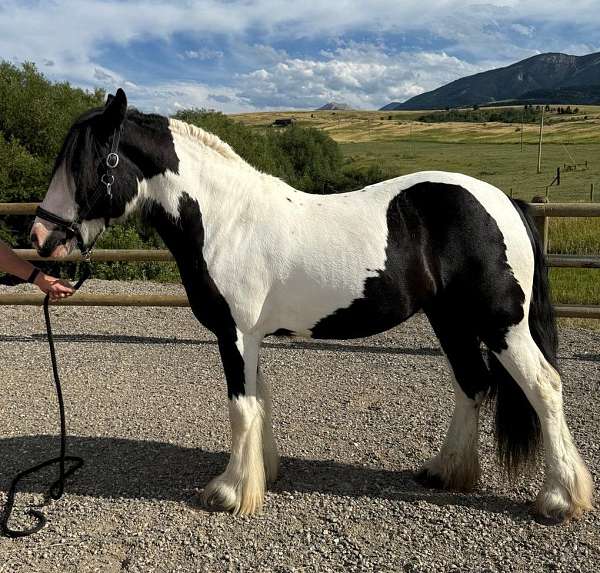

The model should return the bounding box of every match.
[0,263,91,538]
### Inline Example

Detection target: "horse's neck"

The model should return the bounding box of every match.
[141,122,286,252]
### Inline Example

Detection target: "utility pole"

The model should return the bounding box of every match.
[537,108,544,174]
[520,108,524,152]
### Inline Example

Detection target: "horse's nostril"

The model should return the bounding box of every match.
[31,233,40,249]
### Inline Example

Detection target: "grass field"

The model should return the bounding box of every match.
[233,105,600,145]
[232,109,599,314]
[339,140,597,202]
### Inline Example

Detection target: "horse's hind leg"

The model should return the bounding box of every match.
[417,314,490,491]
[492,322,593,521]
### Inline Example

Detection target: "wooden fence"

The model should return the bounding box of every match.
[0,202,598,319]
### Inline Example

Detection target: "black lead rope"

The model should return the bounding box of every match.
[2,126,120,537]
[0,264,91,538]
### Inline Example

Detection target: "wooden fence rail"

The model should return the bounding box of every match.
[10,249,600,268]
[5,202,599,217]
[0,202,598,318]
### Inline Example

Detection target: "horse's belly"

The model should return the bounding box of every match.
[269,275,420,340]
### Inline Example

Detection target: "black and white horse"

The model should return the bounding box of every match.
[31,89,593,522]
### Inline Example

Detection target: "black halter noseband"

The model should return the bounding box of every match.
[35,127,122,258]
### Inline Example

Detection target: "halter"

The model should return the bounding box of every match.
[35,127,122,259]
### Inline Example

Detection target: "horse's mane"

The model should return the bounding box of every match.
[168,118,246,165]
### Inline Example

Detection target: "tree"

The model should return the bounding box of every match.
[0,61,104,249]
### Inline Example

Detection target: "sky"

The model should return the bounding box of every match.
[1,1,599,114]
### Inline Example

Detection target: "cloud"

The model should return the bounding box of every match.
[124,81,253,114]
[180,48,224,61]
[238,44,485,109]
[93,68,116,83]
[0,1,599,111]
[511,23,535,37]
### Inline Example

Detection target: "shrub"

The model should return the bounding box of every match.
[418,107,541,124]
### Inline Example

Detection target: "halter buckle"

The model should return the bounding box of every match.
[106,152,119,169]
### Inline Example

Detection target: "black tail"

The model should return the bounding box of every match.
[487,199,558,477]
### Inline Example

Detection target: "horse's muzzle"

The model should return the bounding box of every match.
[31,225,72,258]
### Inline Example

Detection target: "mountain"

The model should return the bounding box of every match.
[513,85,600,105]
[317,102,353,110]
[381,52,600,110]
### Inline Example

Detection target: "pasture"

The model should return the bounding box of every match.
[233,110,600,314]
[0,280,598,572]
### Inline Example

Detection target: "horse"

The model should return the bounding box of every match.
[30,89,593,522]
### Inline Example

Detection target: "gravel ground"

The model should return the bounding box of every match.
[0,279,598,573]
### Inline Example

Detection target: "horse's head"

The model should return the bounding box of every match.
[31,88,142,257]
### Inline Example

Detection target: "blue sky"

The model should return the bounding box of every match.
[1,1,599,113]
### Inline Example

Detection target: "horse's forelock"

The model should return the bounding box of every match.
[52,107,107,178]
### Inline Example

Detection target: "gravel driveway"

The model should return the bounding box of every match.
[0,280,598,572]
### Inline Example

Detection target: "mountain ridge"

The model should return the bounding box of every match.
[381,52,600,110]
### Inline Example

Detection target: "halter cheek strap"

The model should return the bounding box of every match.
[35,127,122,258]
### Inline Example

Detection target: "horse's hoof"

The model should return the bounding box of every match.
[532,509,565,526]
[414,468,445,490]
[533,494,588,524]
[200,480,239,513]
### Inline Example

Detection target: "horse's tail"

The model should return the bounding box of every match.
[487,199,557,477]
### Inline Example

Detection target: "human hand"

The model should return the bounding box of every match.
[34,274,75,301]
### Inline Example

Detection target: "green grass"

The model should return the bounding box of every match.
[548,217,599,315]
[549,217,600,254]
[551,268,599,305]
[340,140,598,202]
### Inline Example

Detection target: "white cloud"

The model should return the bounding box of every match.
[124,81,254,114]
[180,48,224,61]
[0,1,599,111]
[511,23,535,37]
[238,45,485,109]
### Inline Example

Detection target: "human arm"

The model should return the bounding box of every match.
[0,240,75,300]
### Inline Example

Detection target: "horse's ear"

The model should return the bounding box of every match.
[102,88,127,129]
[105,93,115,106]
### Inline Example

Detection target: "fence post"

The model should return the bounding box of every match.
[537,108,544,174]
[531,195,549,254]
[591,183,595,202]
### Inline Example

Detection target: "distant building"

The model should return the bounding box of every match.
[272,118,295,127]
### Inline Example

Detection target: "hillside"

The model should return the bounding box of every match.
[232,106,600,145]
[317,102,353,111]
[382,52,600,110]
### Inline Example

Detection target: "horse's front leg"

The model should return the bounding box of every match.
[202,330,266,515]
